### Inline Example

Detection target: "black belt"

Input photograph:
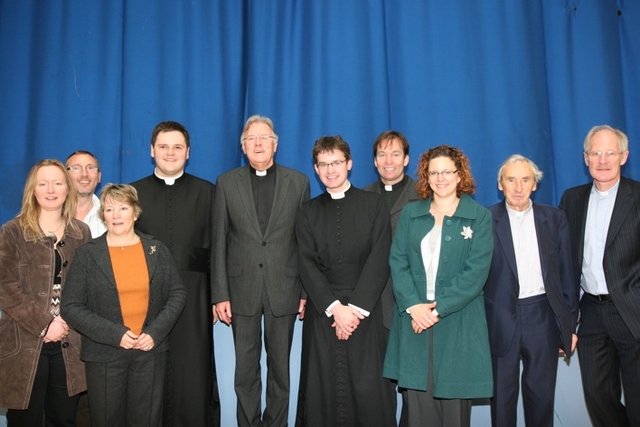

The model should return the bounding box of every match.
[586,293,613,302]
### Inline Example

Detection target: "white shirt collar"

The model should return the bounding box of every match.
[328,182,351,199]
[154,169,184,185]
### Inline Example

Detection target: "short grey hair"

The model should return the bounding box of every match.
[240,115,279,146]
[583,125,629,153]
[497,154,543,184]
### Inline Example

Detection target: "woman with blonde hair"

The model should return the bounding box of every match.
[62,184,186,427]
[0,159,91,426]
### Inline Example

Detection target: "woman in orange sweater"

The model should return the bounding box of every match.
[62,184,186,427]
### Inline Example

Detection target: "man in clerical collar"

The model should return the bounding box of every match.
[130,121,220,427]
[560,125,640,427]
[365,130,417,210]
[212,115,310,427]
[363,130,419,427]
[65,150,107,238]
[295,135,396,426]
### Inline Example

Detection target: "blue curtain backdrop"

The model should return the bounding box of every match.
[1,1,638,425]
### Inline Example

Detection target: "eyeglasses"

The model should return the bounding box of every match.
[243,135,276,144]
[585,151,622,159]
[67,165,99,173]
[428,169,458,178]
[316,159,347,169]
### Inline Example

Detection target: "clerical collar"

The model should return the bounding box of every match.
[249,163,276,177]
[592,179,620,196]
[154,169,184,186]
[328,182,351,199]
[505,199,532,217]
[382,175,408,192]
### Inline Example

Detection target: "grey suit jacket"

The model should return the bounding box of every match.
[560,176,640,341]
[61,232,186,362]
[364,176,419,329]
[212,164,310,317]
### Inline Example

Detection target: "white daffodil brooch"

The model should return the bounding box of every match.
[150,246,157,255]
[461,226,473,239]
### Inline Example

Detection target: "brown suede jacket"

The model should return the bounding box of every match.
[0,218,90,409]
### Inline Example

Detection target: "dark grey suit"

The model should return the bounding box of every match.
[61,232,186,426]
[484,201,578,427]
[212,163,310,427]
[560,176,640,427]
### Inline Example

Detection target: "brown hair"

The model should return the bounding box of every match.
[98,184,143,223]
[312,135,352,163]
[65,150,101,170]
[372,130,409,158]
[416,145,476,199]
[16,159,79,239]
[151,121,190,148]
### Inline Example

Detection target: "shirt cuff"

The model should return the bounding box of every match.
[325,300,340,317]
[348,303,370,317]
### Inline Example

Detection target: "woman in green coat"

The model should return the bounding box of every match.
[383,145,493,427]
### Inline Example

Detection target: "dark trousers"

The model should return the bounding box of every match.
[403,328,471,427]
[578,294,640,427]
[490,294,560,427]
[6,342,79,427]
[231,285,296,427]
[163,274,219,427]
[85,350,166,427]
[75,392,91,427]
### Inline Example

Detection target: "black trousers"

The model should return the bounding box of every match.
[403,328,471,427]
[85,350,166,427]
[578,294,640,427]
[6,342,79,427]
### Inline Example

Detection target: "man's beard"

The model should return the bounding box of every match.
[77,191,93,197]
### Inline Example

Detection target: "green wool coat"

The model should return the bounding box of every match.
[383,195,494,398]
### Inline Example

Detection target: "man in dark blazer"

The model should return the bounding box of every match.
[363,130,419,332]
[363,130,418,427]
[559,125,640,427]
[212,115,310,427]
[485,155,578,427]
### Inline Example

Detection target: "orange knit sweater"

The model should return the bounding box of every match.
[109,242,149,335]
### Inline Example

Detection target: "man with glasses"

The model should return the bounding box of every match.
[295,135,396,426]
[65,150,107,238]
[131,121,220,427]
[212,115,309,427]
[560,125,640,427]
[64,150,106,427]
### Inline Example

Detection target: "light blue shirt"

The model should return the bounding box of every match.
[581,180,620,295]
